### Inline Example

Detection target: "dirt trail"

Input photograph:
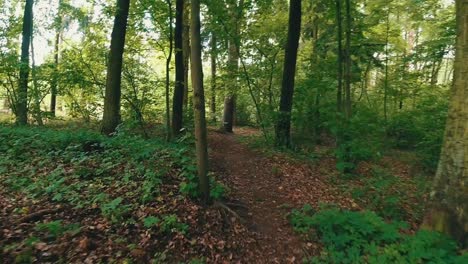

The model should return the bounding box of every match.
[208,128,357,263]
[209,129,304,263]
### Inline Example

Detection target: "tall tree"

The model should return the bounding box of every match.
[183,0,190,109]
[210,32,217,122]
[336,0,343,113]
[343,0,352,119]
[165,0,174,140]
[16,0,34,125]
[172,0,185,137]
[222,0,243,133]
[101,0,131,135]
[275,0,302,147]
[421,0,467,247]
[190,0,210,204]
[50,0,63,116]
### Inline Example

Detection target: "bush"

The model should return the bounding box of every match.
[289,205,467,263]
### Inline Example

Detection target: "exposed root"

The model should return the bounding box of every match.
[15,207,62,224]
[213,201,245,224]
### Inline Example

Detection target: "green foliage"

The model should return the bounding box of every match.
[143,216,160,228]
[350,166,405,220]
[100,197,131,223]
[160,214,188,234]
[289,205,466,263]
[35,220,81,239]
[333,108,385,173]
[387,93,449,171]
[0,125,195,225]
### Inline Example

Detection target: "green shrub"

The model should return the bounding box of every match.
[289,205,466,263]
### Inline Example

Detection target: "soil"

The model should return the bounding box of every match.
[208,128,357,263]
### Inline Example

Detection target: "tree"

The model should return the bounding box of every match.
[343,0,352,119]
[101,0,131,135]
[190,0,210,204]
[222,0,243,133]
[50,0,63,116]
[210,32,217,122]
[16,0,34,125]
[165,0,174,140]
[336,0,343,113]
[421,0,467,247]
[275,0,302,147]
[172,0,185,137]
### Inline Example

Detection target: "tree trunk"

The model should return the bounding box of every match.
[190,0,210,204]
[16,0,34,125]
[183,0,191,109]
[336,0,343,113]
[210,32,217,123]
[421,0,468,248]
[101,0,130,135]
[30,8,43,126]
[165,0,174,140]
[222,0,242,133]
[275,0,302,147]
[384,10,390,123]
[344,0,352,119]
[172,0,185,137]
[50,0,62,116]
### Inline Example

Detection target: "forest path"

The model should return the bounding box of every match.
[208,128,305,263]
[208,127,357,263]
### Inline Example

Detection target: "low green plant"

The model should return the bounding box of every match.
[161,214,188,234]
[35,220,81,239]
[350,166,405,220]
[100,197,131,223]
[289,205,467,263]
[143,216,161,228]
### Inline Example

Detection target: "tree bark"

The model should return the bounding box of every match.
[275,0,302,147]
[384,9,390,123]
[101,0,131,135]
[172,0,185,137]
[336,0,343,113]
[421,0,468,248]
[50,0,63,116]
[210,32,217,123]
[165,0,174,140]
[183,0,191,109]
[30,8,43,126]
[222,0,242,133]
[16,0,34,125]
[344,0,352,119]
[190,0,210,204]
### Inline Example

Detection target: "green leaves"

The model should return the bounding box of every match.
[290,205,465,264]
[143,216,160,228]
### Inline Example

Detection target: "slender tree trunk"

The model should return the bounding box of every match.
[421,0,468,248]
[222,0,242,133]
[190,0,210,204]
[30,8,43,126]
[172,0,185,137]
[16,0,34,125]
[50,0,62,116]
[336,0,343,113]
[165,0,174,140]
[275,0,302,147]
[210,32,217,123]
[344,0,352,119]
[384,10,390,123]
[183,0,190,109]
[101,0,130,135]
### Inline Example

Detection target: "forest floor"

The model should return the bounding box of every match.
[208,128,358,262]
[0,124,431,263]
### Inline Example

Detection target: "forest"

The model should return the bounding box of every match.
[0,0,467,263]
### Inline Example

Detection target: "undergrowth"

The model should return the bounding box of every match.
[290,204,467,263]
